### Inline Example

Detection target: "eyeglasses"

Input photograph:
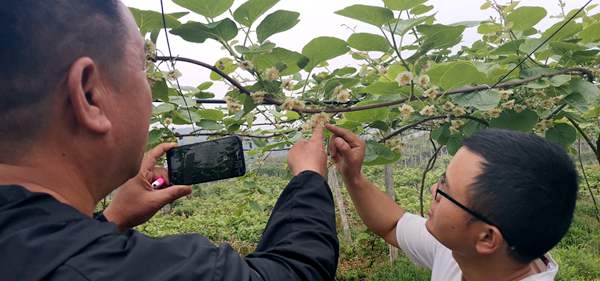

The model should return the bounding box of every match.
[434,173,515,249]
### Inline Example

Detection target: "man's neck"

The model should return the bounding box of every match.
[453,251,538,281]
[0,161,98,216]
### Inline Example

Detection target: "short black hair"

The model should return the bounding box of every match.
[0,0,126,156]
[462,129,578,263]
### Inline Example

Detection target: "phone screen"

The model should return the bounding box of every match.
[167,136,246,185]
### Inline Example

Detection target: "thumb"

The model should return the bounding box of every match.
[154,185,192,205]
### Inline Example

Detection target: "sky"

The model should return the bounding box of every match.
[123,0,594,101]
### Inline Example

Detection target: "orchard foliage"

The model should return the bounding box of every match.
[133,0,600,165]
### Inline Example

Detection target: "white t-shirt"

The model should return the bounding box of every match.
[395,213,558,281]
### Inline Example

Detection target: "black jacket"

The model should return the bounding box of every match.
[0,171,339,280]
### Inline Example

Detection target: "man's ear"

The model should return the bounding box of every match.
[474,225,503,256]
[66,57,112,134]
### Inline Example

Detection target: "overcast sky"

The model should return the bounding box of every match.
[123,0,593,100]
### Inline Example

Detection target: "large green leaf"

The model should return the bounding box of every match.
[545,123,577,147]
[542,20,581,41]
[417,24,466,53]
[345,101,389,123]
[506,6,547,31]
[153,103,176,115]
[334,5,394,27]
[198,109,224,121]
[170,19,238,43]
[383,0,427,10]
[173,0,234,18]
[361,82,404,96]
[347,33,390,52]
[233,0,279,27]
[302,37,349,71]
[581,21,600,43]
[252,47,307,75]
[256,10,300,43]
[452,90,501,111]
[446,135,464,156]
[129,8,185,35]
[490,109,539,132]
[567,79,600,105]
[363,141,401,166]
[151,79,169,102]
[426,61,486,90]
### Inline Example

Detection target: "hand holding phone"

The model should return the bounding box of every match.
[167,136,246,185]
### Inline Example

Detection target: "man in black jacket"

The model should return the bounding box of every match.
[0,1,338,280]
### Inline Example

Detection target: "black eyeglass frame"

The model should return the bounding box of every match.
[434,174,515,249]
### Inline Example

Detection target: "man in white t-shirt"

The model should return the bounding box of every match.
[325,125,578,281]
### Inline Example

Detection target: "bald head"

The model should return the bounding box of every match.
[0,0,128,159]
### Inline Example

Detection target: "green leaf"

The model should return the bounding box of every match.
[506,6,547,31]
[345,101,389,123]
[151,79,169,102]
[302,37,349,71]
[153,103,176,115]
[361,82,404,96]
[549,75,571,87]
[363,141,401,166]
[383,0,426,10]
[334,5,394,27]
[446,135,464,155]
[253,47,307,75]
[477,23,503,34]
[170,19,238,43]
[233,0,279,27]
[210,58,237,80]
[129,8,185,35]
[347,33,390,52]
[490,109,539,132]
[491,39,524,55]
[545,123,577,147]
[198,109,224,121]
[542,20,581,42]
[426,61,486,90]
[173,0,234,18]
[417,24,466,52]
[411,4,434,15]
[432,124,450,145]
[581,21,600,43]
[567,79,600,105]
[256,10,300,43]
[198,120,223,131]
[452,90,501,111]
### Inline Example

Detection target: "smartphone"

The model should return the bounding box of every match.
[167,136,246,185]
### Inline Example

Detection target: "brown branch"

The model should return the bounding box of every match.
[155,56,596,114]
[420,138,442,217]
[380,115,489,143]
[175,128,299,139]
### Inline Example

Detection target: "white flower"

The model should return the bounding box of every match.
[417,75,431,88]
[424,87,439,100]
[541,99,555,109]
[166,70,182,81]
[386,139,404,154]
[395,71,414,86]
[251,91,266,104]
[282,79,294,91]
[452,106,467,116]
[535,119,554,132]
[282,98,304,111]
[486,107,502,118]
[551,95,565,103]
[514,104,527,113]
[378,66,388,75]
[144,39,156,61]
[311,112,330,127]
[449,126,461,135]
[419,105,437,116]
[442,101,456,112]
[501,99,515,110]
[265,67,280,81]
[226,96,242,113]
[498,89,513,101]
[301,122,313,133]
[399,104,415,118]
[336,88,351,103]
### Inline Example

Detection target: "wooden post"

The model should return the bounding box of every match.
[385,164,399,263]
[328,168,352,245]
